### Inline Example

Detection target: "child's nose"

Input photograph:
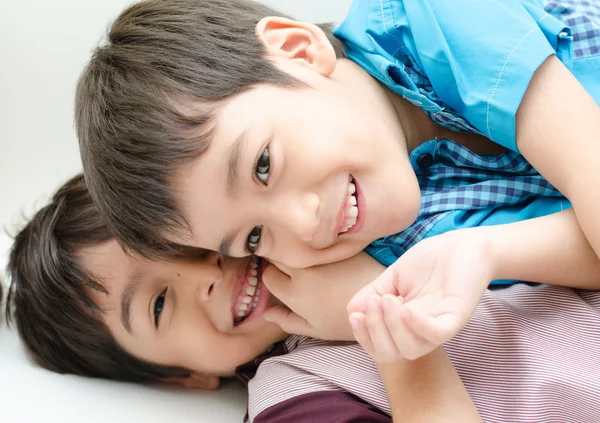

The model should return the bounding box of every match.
[196,254,223,302]
[278,192,320,242]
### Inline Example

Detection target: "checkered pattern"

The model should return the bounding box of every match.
[367,140,563,258]
[544,0,600,58]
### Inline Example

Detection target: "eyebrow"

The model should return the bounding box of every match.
[219,230,238,257]
[227,130,248,195]
[120,271,143,335]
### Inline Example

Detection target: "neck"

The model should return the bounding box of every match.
[332,59,438,154]
[386,91,440,153]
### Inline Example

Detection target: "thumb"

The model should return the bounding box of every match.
[262,263,292,302]
[346,264,400,315]
[269,259,294,276]
[346,283,379,315]
[264,306,314,337]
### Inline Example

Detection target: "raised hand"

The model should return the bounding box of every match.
[348,229,493,362]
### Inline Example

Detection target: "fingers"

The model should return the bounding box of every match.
[347,283,379,315]
[347,264,400,314]
[350,295,403,363]
[264,305,314,336]
[350,294,445,363]
[403,307,460,347]
[365,295,401,363]
[349,312,375,355]
[380,296,438,360]
[262,264,292,303]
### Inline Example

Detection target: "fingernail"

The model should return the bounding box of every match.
[349,314,362,330]
[264,315,273,323]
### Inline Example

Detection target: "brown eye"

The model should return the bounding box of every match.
[255,147,270,184]
[153,288,167,327]
[246,225,262,253]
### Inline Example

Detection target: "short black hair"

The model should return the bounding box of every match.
[6,174,191,382]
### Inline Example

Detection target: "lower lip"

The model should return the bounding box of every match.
[237,260,271,326]
[342,178,365,236]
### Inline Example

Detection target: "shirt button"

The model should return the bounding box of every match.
[416,153,434,169]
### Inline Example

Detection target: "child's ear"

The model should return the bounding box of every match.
[255,16,336,77]
[161,373,220,390]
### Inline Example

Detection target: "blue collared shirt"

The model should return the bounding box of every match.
[365,139,571,284]
[335,0,600,150]
[334,0,599,283]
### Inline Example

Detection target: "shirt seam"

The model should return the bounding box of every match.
[485,10,551,141]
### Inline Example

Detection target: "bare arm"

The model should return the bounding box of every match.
[517,56,600,271]
[379,348,481,423]
[485,208,600,289]
[263,254,480,421]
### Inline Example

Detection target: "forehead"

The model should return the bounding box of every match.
[171,92,272,249]
[78,240,142,290]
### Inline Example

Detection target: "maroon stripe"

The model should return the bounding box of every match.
[254,391,391,423]
[248,284,600,422]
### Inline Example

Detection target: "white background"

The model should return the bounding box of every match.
[0,0,352,420]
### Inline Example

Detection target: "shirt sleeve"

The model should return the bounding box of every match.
[399,0,570,151]
[252,391,391,423]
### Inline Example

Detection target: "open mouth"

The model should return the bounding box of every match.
[338,176,359,235]
[232,256,264,325]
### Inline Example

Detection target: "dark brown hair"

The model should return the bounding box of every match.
[5,174,191,382]
[76,0,346,256]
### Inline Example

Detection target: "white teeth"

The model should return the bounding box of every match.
[340,206,358,234]
[339,181,359,235]
[235,265,263,324]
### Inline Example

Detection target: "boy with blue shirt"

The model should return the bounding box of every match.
[76,0,600,361]
[8,175,600,422]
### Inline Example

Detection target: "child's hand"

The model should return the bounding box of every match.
[262,252,385,341]
[347,229,494,363]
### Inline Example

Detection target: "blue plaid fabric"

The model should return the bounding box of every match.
[393,44,484,136]
[334,0,592,276]
[366,139,566,264]
[544,0,600,58]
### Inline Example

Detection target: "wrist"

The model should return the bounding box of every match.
[459,226,501,281]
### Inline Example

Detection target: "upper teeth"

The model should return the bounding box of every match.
[340,182,358,233]
[235,257,261,322]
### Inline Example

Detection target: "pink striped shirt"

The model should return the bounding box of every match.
[237,284,600,422]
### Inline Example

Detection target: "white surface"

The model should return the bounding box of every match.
[0,326,247,422]
[0,0,352,421]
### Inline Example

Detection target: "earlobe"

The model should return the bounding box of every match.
[255,17,336,77]
[161,373,220,390]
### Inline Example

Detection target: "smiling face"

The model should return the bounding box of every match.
[172,18,421,268]
[82,240,286,378]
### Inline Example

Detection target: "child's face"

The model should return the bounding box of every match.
[174,50,421,268]
[81,240,286,377]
